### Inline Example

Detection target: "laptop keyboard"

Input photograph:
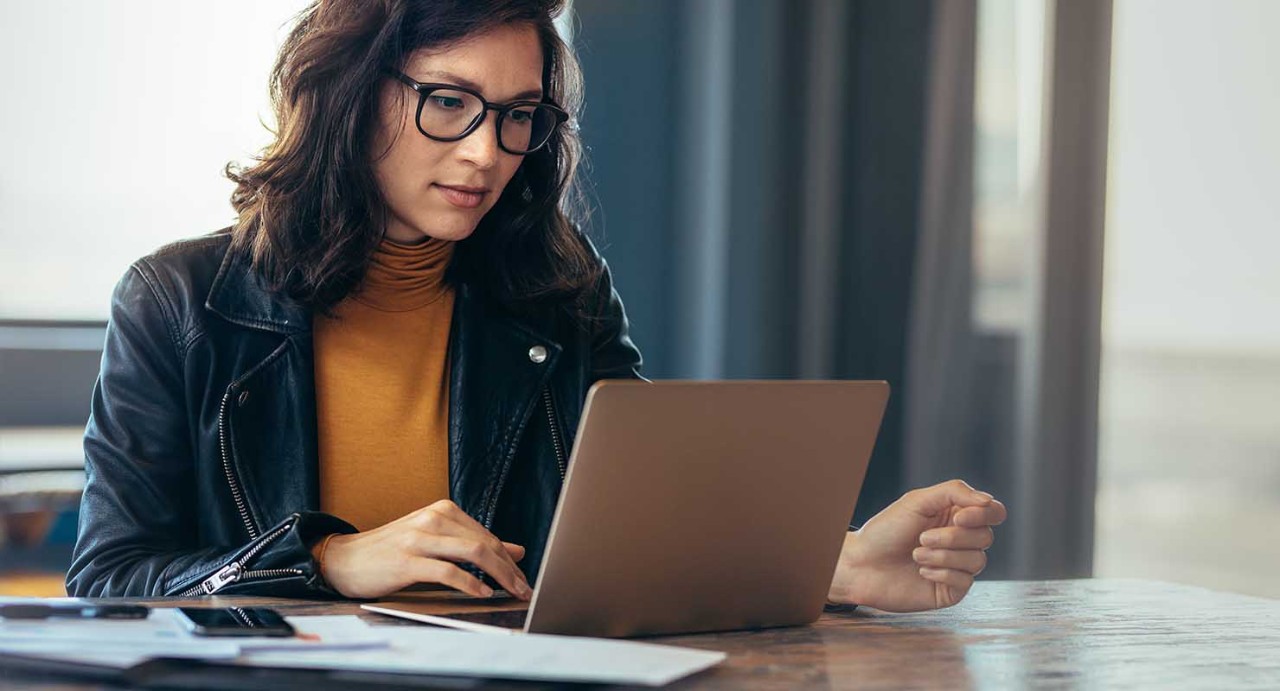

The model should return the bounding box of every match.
[442,609,530,630]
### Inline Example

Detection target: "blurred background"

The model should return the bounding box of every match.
[1,0,1276,599]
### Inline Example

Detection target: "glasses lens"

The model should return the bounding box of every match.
[418,88,484,139]
[500,105,563,153]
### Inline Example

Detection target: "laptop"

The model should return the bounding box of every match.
[363,380,888,638]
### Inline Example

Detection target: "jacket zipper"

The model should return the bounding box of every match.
[176,340,298,597]
[480,385,566,530]
[542,387,567,481]
[177,518,302,596]
[218,387,258,540]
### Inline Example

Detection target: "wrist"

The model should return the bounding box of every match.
[313,533,338,566]
[827,530,866,605]
[314,532,360,596]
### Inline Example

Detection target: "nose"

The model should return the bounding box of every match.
[455,111,503,170]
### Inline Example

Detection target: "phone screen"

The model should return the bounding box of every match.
[177,607,295,637]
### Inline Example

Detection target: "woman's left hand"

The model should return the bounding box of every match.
[827,479,1008,612]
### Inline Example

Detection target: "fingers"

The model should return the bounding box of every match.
[918,567,974,597]
[326,505,532,601]
[907,479,995,516]
[409,558,493,598]
[913,547,987,575]
[419,503,527,565]
[920,525,994,550]
[952,500,1008,528]
[503,542,526,562]
[410,502,531,599]
[416,536,531,599]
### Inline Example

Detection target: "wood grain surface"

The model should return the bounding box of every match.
[2,579,1277,689]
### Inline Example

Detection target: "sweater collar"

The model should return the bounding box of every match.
[349,237,455,312]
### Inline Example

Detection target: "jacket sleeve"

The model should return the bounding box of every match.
[65,263,355,598]
[585,249,645,383]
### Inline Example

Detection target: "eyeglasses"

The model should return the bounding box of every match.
[385,69,570,155]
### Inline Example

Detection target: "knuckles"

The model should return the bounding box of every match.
[430,499,461,515]
[416,509,443,531]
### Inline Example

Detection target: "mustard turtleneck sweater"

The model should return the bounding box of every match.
[313,237,455,532]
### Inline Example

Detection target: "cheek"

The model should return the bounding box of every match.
[377,138,444,201]
[372,94,416,193]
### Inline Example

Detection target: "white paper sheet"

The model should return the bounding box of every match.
[239,624,727,687]
[1,609,725,686]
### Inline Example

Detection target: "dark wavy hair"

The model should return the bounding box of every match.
[226,0,599,317]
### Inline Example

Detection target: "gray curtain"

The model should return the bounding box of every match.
[904,0,978,501]
[575,0,935,527]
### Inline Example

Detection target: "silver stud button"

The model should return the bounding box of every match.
[528,345,548,364]
[237,390,250,407]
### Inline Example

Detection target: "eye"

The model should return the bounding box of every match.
[428,94,466,110]
[508,108,535,125]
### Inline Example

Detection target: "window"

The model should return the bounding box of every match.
[0,1,309,321]
[1096,0,1280,598]
[972,0,1047,335]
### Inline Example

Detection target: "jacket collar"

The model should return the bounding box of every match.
[205,242,311,335]
[203,240,560,348]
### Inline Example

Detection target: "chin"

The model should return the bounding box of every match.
[405,216,480,243]
[425,226,477,242]
[431,203,493,241]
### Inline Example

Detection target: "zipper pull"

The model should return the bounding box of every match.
[198,562,242,595]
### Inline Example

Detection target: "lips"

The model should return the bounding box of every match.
[434,183,489,209]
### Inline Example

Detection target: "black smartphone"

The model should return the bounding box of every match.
[176,607,295,637]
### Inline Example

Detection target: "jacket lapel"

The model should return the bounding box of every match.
[205,244,319,532]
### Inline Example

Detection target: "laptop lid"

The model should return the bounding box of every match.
[523,380,888,638]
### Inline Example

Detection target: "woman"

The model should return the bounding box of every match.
[67,0,1006,612]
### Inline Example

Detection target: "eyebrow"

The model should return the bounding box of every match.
[416,70,544,101]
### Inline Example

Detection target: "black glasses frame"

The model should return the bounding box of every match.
[385,69,569,155]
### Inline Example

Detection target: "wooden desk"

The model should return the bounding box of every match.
[2,579,1277,689]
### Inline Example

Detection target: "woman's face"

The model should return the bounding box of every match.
[373,23,543,244]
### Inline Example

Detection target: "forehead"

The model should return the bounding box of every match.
[404,23,544,101]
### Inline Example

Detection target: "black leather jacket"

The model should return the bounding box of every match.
[66,231,642,598]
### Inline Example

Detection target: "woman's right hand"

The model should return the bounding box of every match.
[319,500,532,600]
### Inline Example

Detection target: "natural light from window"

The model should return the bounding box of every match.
[0,2,310,321]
